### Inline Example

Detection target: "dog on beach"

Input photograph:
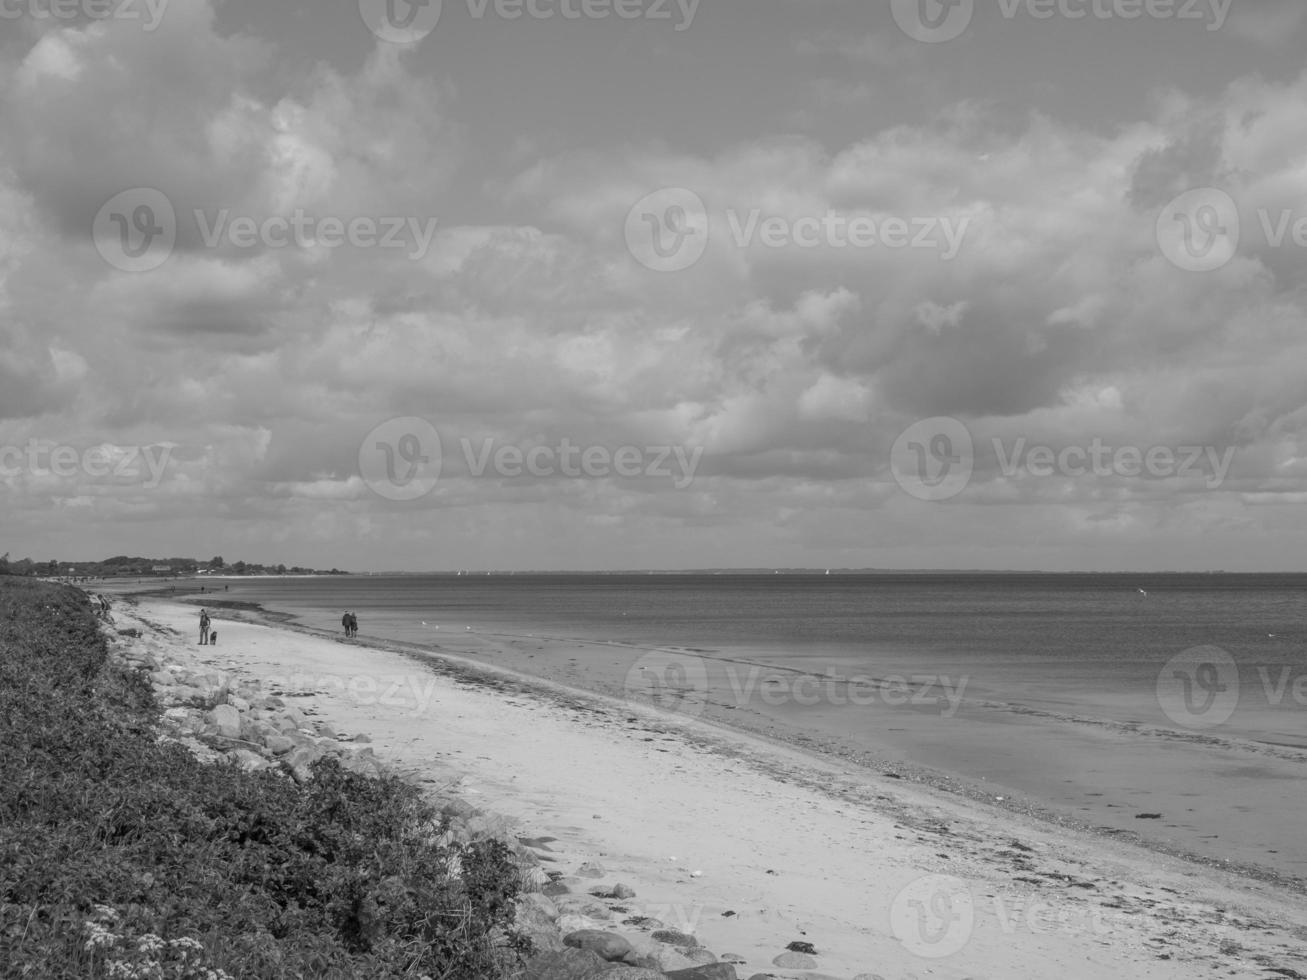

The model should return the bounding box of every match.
[209,630,217,645]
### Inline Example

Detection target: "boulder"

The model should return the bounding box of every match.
[677,947,718,966]
[228,749,269,772]
[590,883,637,900]
[563,930,633,963]
[515,904,565,955]
[263,735,295,756]
[229,696,252,713]
[591,967,666,980]
[554,896,613,920]
[652,930,697,947]
[521,893,559,920]
[207,704,242,739]
[576,861,606,878]
[666,967,738,980]
[771,951,816,969]
[542,880,571,897]
[556,914,611,936]
[522,948,606,980]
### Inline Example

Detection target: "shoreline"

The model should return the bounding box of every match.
[110,593,1307,979]
[131,586,1307,898]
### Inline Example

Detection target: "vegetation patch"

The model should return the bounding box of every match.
[0,578,529,979]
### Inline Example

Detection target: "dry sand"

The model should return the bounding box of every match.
[117,598,1307,980]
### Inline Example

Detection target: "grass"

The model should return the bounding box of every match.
[0,577,530,979]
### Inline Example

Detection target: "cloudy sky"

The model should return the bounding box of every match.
[3,0,1307,572]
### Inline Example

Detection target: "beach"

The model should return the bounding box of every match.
[112,595,1307,980]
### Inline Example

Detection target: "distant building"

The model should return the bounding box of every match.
[152,565,172,573]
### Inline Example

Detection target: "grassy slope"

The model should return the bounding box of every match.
[0,578,527,979]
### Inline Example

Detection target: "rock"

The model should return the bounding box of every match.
[261,735,294,756]
[556,914,611,936]
[353,733,371,743]
[521,893,560,920]
[771,951,817,969]
[285,744,322,770]
[207,704,241,739]
[677,947,718,966]
[851,974,887,980]
[229,696,251,712]
[228,749,268,772]
[665,966,738,980]
[626,944,698,973]
[576,861,606,878]
[441,798,479,820]
[516,903,565,954]
[542,880,571,897]
[591,883,637,899]
[592,967,666,980]
[564,930,634,962]
[522,948,606,980]
[718,953,746,965]
[149,670,173,686]
[554,896,613,920]
[652,930,697,947]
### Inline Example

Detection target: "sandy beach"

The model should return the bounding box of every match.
[113,596,1307,980]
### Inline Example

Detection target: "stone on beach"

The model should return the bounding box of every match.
[563,929,634,962]
[652,929,697,947]
[207,704,242,739]
[771,950,817,968]
[576,861,606,878]
[665,966,738,980]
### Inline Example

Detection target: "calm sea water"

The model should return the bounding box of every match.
[210,572,1307,882]
[220,572,1307,744]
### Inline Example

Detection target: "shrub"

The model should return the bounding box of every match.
[0,579,528,979]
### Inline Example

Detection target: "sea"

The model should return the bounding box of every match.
[206,572,1307,888]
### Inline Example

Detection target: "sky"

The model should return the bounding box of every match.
[3,0,1307,572]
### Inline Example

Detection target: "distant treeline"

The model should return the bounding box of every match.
[0,553,349,578]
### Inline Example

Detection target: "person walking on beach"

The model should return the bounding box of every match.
[342,611,352,638]
[199,609,210,645]
[348,611,358,638]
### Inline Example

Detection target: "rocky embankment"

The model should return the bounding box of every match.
[111,624,874,980]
